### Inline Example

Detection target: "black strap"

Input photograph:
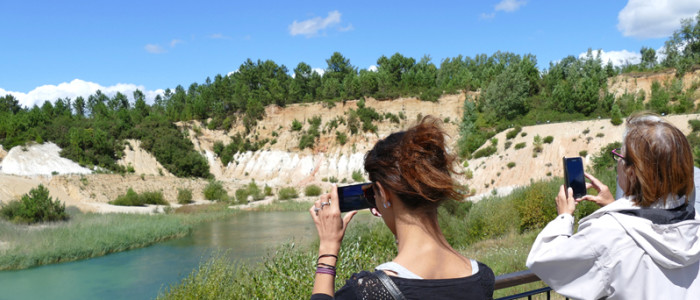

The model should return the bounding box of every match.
[618,203,695,225]
[375,271,406,300]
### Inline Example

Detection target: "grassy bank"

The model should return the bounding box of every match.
[159,172,615,299]
[0,203,235,270]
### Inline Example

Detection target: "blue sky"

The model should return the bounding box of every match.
[2,0,699,107]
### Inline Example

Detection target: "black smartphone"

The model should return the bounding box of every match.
[563,156,587,199]
[337,183,372,212]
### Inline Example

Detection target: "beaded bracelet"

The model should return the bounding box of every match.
[316,266,336,276]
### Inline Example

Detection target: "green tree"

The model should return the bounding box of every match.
[610,103,623,125]
[481,67,529,120]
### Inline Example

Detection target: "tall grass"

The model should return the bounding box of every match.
[0,204,236,270]
[161,168,617,299]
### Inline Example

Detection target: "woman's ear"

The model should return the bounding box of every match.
[375,181,391,208]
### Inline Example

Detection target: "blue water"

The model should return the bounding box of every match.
[0,211,317,300]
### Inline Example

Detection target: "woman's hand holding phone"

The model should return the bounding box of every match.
[309,184,358,254]
[556,185,577,215]
[578,173,615,207]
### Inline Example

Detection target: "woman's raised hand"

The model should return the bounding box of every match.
[309,184,357,254]
[556,185,577,215]
[578,172,615,207]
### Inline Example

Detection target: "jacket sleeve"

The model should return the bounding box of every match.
[526,214,610,299]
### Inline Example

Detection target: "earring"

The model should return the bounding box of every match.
[383,202,391,208]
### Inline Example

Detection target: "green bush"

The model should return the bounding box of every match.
[504,141,512,150]
[0,184,68,224]
[690,120,700,132]
[203,181,229,202]
[235,189,249,204]
[591,142,622,174]
[473,145,497,159]
[264,185,273,196]
[513,180,559,232]
[177,188,193,204]
[351,170,364,182]
[611,104,623,126]
[507,162,516,169]
[543,136,553,144]
[111,188,168,206]
[278,187,299,200]
[514,142,526,150]
[506,126,522,139]
[291,119,302,131]
[579,150,588,157]
[335,131,347,145]
[304,185,322,197]
[246,181,264,201]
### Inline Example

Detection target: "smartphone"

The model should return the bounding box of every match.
[337,183,372,212]
[563,157,587,199]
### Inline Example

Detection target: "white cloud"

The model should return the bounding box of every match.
[170,39,183,47]
[312,68,325,76]
[578,49,640,67]
[480,13,496,20]
[209,33,231,39]
[0,79,164,108]
[495,0,527,12]
[618,0,700,38]
[145,44,166,54]
[367,65,378,72]
[289,10,342,37]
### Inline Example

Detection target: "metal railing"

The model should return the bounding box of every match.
[494,270,568,300]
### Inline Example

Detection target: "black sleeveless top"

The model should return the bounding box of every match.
[310,261,495,300]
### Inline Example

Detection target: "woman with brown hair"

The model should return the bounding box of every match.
[309,116,494,299]
[527,113,700,299]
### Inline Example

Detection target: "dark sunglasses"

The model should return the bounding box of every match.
[362,183,381,217]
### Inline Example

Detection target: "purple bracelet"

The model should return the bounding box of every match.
[316,266,336,276]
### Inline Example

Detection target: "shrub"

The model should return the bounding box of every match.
[291,119,302,131]
[335,131,347,145]
[472,146,497,159]
[690,120,700,132]
[264,185,273,196]
[0,184,68,224]
[533,135,543,153]
[507,162,516,169]
[514,142,526,150]
[111,188,168,206]
[177,188,193,204]
[278,187,299,200]
[579,150,588,157]
[514,180,559,232]
[351,170,364,182]
[521,132,527,137]
[596,133,605,138]
[611,104,623,126]
[305,185,322,197]
[504,141,512,150]
[235,189,249,204]
[203,180,229,202]
[246,181,264,201]
[543,136,554,144]
[506,126,522,140]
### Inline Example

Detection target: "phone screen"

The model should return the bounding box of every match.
[564,157,587,199]
[337,183,372,212]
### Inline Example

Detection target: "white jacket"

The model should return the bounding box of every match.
[526,197,700,300]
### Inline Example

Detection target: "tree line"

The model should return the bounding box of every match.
[1,11,699,176]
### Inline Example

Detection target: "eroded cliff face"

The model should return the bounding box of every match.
[179,94,467,186]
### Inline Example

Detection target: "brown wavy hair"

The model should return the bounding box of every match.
[364,116,460,211]
[620,113,694,207]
